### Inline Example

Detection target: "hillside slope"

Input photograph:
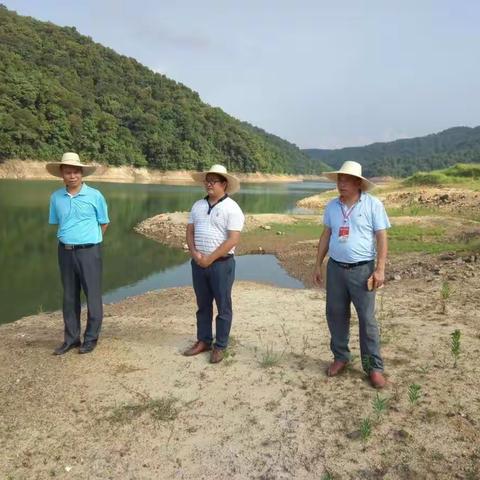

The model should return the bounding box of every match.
[304,126,480,177]
[0,5,329,174]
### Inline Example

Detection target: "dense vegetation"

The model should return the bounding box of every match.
[0,5,329,174]
[304,126,480,177]
[403,163,480,186]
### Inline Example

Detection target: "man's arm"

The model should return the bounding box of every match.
[101,224,109,235]
[186,223,202,263]
[372,229,388,288]
[196,230,241,268]
[313,226,331,287]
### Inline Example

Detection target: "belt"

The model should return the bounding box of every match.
[213,254,234,263]
[60,242,96,250]
[331,259,373,269]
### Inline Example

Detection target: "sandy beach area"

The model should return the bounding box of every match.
[1,186,480,479]
[0,160,321,184]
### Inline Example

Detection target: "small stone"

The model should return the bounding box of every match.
[262,225,271,230]
[394,274,402,281]
[182,244,189,250]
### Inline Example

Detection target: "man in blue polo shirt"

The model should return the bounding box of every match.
[47,152,110,355]
[313,161,390,388]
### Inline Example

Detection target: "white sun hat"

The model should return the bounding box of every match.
[191,164,241,195]
[322,161,375,191]
[46,152,97,178]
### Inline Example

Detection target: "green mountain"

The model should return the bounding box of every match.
[0,5,329,174]
[303,126,480,177]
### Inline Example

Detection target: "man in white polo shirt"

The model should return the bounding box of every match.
[183,165,245,364]
[313,161,390,388]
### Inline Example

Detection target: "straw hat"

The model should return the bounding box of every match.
[46,152,96,177]
[191,164,241,195]
[322,161,375,191]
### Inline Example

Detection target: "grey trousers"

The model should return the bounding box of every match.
[326,258,384,372]
[58,243,103,345]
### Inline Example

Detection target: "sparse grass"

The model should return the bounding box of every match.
[440,280,451,314]
[360,417,372,441]
[361,355,374,374]
[372,393,389,418]
[258,343,284,368]
[321,472,334,480]
[408,384,422,405]
[110,396,178,424]
[451,329,461,368]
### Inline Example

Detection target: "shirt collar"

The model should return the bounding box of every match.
[337,191,363,205]
[63,183,88,197]
[204,193,228,214]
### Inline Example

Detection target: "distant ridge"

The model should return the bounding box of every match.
[0,5,330,174]
[303,126,480,177]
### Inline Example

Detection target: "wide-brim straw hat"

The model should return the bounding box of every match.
[191,164,241,195]
[46,152,96,177]
[322,161,375,191]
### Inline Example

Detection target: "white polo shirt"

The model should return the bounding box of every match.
[188,195,245,255]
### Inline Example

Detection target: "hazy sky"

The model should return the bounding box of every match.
[6,0,480,148]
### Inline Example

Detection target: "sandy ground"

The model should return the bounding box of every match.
[1,275,480,479]
[0,160,320,184]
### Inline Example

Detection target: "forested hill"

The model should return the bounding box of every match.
[0,6,329,174]
[304,126,480,177]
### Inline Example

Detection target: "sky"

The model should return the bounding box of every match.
[6,0,480,149]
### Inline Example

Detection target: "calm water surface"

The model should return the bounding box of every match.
[0,179,331,324]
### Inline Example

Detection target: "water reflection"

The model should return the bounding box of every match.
[0,179,331,324]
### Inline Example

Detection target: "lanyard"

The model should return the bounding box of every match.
[339,201,358,224]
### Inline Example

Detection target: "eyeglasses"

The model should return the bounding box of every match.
[204,179,225,185]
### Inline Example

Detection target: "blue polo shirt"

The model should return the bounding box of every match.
[323,192,390,263]
[48,183,110,245]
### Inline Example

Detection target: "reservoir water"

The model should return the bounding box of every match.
[0,179,331,324]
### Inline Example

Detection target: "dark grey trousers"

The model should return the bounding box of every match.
[191,257,235,349]
[326,258,384,372]
[58,243,103,345]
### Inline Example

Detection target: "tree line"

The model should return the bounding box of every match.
[0,5,329,174]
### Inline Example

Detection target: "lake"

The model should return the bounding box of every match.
[0,179,331,324]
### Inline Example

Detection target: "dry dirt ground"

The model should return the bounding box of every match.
[1,277,479,480]
[2,189,480,479]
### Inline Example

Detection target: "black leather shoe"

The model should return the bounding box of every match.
[79,341,97,354]
[53,341,81,355]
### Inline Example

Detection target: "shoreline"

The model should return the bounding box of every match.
[0,159,325,185]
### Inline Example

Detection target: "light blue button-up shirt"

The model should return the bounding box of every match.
[323,192,390,263]
[48,183,110,245]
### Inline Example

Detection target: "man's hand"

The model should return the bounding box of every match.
[371,269,385,289]
[191,250,203,263]
[196,255,213,268]
[313,265,324,288]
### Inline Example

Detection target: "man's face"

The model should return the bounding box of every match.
[337,173,361,198]
[204,173,227,197]
[61,165,83,189]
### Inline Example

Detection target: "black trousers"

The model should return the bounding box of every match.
[57,243,103,345]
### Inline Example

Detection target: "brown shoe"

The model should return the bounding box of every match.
[183,340,211,356]
[370,371,387,389]
[326,360,349,377]
[210,348,224,364]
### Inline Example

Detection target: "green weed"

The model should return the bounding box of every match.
[360,417,372,441]
[408,384,422,405]
[451,329,461,368]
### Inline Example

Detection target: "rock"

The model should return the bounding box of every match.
[394,274,402,281]
[262,225,271,230]
[182,244,189,251]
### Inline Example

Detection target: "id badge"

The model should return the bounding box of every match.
[339,226,349,242]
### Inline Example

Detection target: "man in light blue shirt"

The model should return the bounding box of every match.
[313,161,390,388]
[47,152,110,355]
